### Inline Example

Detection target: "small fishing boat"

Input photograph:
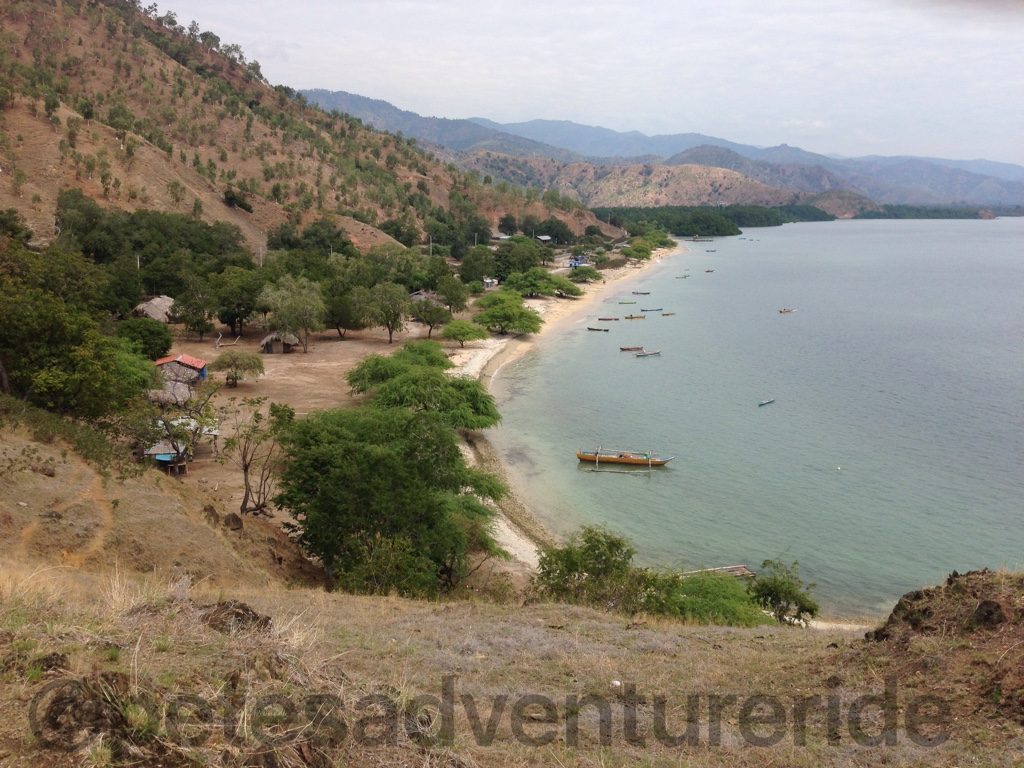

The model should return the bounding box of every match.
[640,308,663,312]
[662,312,675,316]
[624,314,645,320]
[635,350,661,357]
[632,290,651,295]
[705,269,715,273]
[586,326,609,332]
[706,249,717,252]
[597,317,619,321]
[577,448,675,466]
[619,300,637,304]
[778,307,797,314]
[619,346,644,352]
[758,399,776,407]
[676,275,690,279]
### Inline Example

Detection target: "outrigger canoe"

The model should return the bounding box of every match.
[577,449,675,466]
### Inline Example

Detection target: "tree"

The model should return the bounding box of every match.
[498,213,518,235]
[441,320,489,348]
[276,408,503,594]
[536,526,635,606]
[153,381,221,463]
[493,237,544,280]
[116,317,173,360]
[170,277,214,340]
[210,349,265,387]
[474,291,543,335]
[411,299,451,339]
[569,265,602,283]
[222,398,292,515]
[368,281,410,344]
[436,274,469,313]
[457,246,495,285]
[503,267,583,298]
[749,560,820,625]
[259,275,326,352]
[215,266,265,335]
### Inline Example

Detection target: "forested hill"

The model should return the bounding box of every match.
[0,1,616,251]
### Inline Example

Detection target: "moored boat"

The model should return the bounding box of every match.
[619,346,644,352]
[632,290,651,295]
[662,312,675,316]
[778,307,797,314]
[619,301,637,304]
[586,326,609,332]
[635,350,661,357]
[624,314,645,319]
[758,398,776,406]
[640,308,663,312]
[597,317,619,321]
[577,448,675,466]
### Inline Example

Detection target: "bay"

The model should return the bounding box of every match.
[488,218,1024,617]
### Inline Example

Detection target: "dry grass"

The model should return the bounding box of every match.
[2,564,1020,767]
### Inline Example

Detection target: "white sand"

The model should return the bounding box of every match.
[449,247,683,569]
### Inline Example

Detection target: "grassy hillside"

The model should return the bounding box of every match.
[0,1,617,250]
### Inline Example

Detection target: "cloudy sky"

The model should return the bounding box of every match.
[164,0,1024,164]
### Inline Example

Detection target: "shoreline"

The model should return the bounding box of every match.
[451,243,879,631]
[451,245,682,568]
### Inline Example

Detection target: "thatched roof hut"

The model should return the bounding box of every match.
[260,332,300,354]
[133,295,175,323]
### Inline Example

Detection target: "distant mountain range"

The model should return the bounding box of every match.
[302,89,1024,211]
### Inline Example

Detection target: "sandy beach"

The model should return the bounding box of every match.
[449,245,684,569]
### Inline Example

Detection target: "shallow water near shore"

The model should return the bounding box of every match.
[489,218,1024,617]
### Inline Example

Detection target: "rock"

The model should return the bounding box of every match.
[222,512,243,531]
[202,504,220,526]
[970,599,1007,629]
[199,601,271,634]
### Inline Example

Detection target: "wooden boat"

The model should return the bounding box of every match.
[676,275,690,279]
[632,290,651,295]
[597,317,619,321]
[778,308,797,314]
[619,346,644,352]
[640,308,663,312]
[662,312,676,316]
[577,448,675,466]
[758,399,776,407]
[586,326,609,332]
[624,314,645,320]
[619,300,637,304]
[705,269,715,273]
[635,350,661,357]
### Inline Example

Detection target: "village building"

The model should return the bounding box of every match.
[259,331,300,354]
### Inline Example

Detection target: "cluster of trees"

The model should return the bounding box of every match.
[536,527,819,626]
[277,340,506,595]
[593,204,835,236]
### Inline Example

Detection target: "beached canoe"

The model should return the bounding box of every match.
[577,449,675,466]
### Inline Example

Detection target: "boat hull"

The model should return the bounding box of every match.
[577,450,674,466]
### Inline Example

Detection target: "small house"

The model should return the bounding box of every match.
[260,331,300,354]
[154,354,208,384]
[536,235,552,244]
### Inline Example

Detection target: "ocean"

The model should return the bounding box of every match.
[488,218,1024,618]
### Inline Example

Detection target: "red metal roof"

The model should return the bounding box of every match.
[154,354,207,370]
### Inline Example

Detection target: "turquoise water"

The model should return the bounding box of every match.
[488,218,1024,617]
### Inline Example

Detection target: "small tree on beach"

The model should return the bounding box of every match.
[411,299,451,338]
[441,320,489,348]
[749,559,819,625]
[474,291,543,335]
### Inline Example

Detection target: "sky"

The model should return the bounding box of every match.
[163,0,1024,165]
